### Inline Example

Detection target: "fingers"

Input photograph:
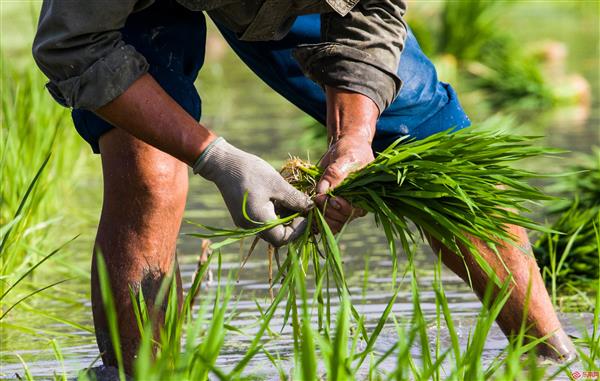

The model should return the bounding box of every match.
[316,163,347,195]
[315,195,362,234]
[259,216,308,247]
[275,181,314,213]
[249,201,308,246]
[314,158,353,233]
[315,195,352,220]
[353,207,367,218]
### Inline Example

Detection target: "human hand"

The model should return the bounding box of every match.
[315,135,372,233]
[315,86,379,233]
[194,138,313,247]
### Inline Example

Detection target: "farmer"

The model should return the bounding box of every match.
[33,0,575,372]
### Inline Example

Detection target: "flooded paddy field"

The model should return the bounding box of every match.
[1,2,598,380]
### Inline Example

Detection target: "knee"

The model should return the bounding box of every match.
[126,158,189,210]
[99,127,191,214]
[101,150,189,212]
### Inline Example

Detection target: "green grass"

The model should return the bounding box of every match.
[1,53,95,368]
[1,54,91,287]
[535,150,600,298]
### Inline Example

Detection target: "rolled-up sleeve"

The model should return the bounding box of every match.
[293,0,407,113]
[32,1,149,110]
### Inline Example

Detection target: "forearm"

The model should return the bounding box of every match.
[95,73,216,165]
[325,86,378,145]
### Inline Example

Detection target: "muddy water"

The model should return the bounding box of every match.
[1,3,599,380]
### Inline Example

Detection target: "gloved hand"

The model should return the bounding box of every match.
[193,137,313,247]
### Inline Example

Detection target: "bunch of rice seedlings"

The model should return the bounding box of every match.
[437,0,556,110]
[438,0,504,62]
[535,150,600,290]
[465,39,555,111]
[192,129,556,308]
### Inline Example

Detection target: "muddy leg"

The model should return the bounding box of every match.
[92,128,187,373]
[428,224,576,361]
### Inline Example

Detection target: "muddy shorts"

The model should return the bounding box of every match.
[72,0,471,154]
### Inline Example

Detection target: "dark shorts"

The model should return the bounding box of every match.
[72,0,471,154]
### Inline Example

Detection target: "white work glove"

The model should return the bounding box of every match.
[193,137,313,247]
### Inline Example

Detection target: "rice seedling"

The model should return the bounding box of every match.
[0,53,97,366]
[438,0,504,63]
[464,42,555,111]
[0,154,77,320]
[11,338,71,381]
[282,238,400,381]
[1,53,92,310]
[1,51,93,277]
[428,0,558,111]
[536,150,600,293]
[50,339,68,381]
[572,220,600,370]
[0,152,84,341]
[366,255,588,381]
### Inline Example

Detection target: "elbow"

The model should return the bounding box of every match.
[32,28,44,64]
[31,36,49,73]
[32,23,64,78]
[31,34,51,74]
[31,33,71,107]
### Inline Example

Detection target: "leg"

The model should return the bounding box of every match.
[429,225,576,361]
[92,128,188,372]
[68,2,205,373]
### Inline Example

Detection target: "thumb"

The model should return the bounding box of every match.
[316,164,345,195]
[260,217,308,247]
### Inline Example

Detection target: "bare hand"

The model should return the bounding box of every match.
[315,136,372,233]
[316,86,379,233]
